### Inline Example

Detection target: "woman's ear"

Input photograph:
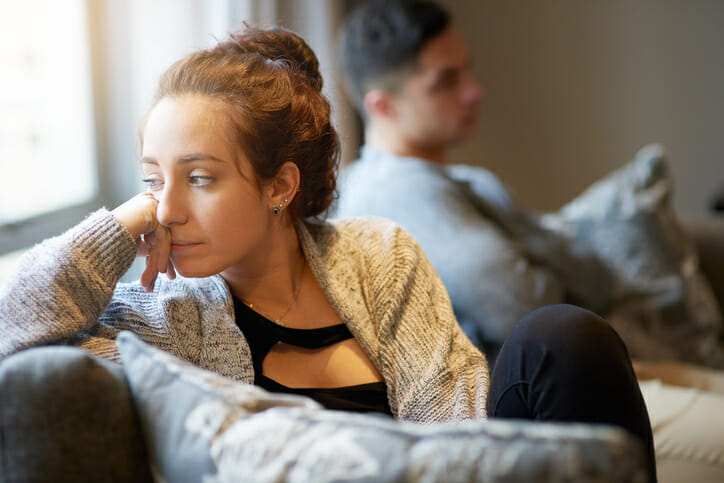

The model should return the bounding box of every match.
[267,161,301,211]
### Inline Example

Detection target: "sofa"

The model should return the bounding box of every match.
[1,191,722,483]
[0,332,651,483]
[0,216,722,482]
[633,216,724,482]
[686,217,724,315]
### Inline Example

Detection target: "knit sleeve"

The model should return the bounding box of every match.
[0,209,138,360]
[336,155,563,351]
[356,220,490,422]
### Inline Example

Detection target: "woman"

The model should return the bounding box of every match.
[0,26,654,478]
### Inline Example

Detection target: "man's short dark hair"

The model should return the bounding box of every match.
[338,0,450,113]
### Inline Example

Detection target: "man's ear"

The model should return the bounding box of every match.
[267,161,301,209]
[363,89,396,119]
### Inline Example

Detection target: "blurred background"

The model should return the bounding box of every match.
[1,0,722,285]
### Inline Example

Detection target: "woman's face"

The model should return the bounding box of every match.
[141,95,273,278]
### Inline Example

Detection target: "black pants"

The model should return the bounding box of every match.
[487,304,657,482]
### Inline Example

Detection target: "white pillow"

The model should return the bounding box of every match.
[116,331,647,483]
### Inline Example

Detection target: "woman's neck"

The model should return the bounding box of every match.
[221,222,305,315]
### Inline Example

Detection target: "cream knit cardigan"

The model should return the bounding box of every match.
[0,210,488,422]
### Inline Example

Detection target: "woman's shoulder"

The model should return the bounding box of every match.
[300,217,424,274]
[306,216,417,247]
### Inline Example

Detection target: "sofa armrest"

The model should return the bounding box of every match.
[685,216,724,311]
[0,346,153,482]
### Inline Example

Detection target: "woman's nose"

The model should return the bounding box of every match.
[155,184,187,227]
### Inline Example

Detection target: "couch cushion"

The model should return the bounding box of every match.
[0,346,152,483]
[639,379,724,481]
[540,144,724,368]
[684,216,724,313]
[117,330,648,482]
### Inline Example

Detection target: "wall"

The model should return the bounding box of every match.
[439,0,724,216]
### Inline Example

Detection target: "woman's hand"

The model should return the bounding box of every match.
[112,193,176,292]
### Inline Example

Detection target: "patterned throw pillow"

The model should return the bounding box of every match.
[116,331,647,483]
[540,144,724,367]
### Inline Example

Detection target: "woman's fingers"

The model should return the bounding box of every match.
[136,238,150,258]
[165,259,177,280]
[155,225,177,281]
[155,225,173,274]
[140,259,157,292]
[113,192,176,290]
[140,234,160,292]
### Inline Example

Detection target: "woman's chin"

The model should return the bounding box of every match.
[172,263,219,279]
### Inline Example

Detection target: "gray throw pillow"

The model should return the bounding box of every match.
[540,144,724,367]
[116,331,647,483]
[0,346,153,482]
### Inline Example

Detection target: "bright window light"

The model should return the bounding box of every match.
[0,0,96,224]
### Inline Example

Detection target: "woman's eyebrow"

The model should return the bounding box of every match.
[177,153,227,164]
[140,153,227,165]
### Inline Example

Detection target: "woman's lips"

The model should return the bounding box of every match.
[171,241,201,253]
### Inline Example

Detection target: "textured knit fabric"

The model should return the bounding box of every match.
[116,330,650,483]
[0,209,488,423]
[334,144,722,369]
[334,146,568,355]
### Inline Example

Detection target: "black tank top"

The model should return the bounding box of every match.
[233,297,392,415]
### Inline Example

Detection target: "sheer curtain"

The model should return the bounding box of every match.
[2,0,358,286]
[92,0,357,208]
[86,0,356,282]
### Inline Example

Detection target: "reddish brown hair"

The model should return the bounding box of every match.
[143,27,339,219]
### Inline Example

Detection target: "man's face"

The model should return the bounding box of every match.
[392,28,483,152]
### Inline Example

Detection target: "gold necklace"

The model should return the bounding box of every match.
[242,261,305,326]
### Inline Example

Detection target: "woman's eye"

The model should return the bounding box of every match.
[189,175,213,187]
[142,177,163,190]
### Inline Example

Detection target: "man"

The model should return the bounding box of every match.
[335,0,724,367]
[335,4,724,481]
[335,0,581,359]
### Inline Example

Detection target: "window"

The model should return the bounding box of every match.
[0,0,100,256]
[0,0,353,289]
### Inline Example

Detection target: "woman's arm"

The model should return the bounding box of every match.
[0,210,137,359]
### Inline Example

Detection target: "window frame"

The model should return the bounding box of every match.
[0,0,111,256]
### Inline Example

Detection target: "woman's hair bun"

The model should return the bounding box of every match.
[225,26,324,92]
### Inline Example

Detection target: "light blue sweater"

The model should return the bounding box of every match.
[335,146,568,356]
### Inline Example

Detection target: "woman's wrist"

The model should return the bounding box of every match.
[111,193,159,240]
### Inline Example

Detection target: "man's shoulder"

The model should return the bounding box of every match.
[344,147,446,183]
[337,148,458,215]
